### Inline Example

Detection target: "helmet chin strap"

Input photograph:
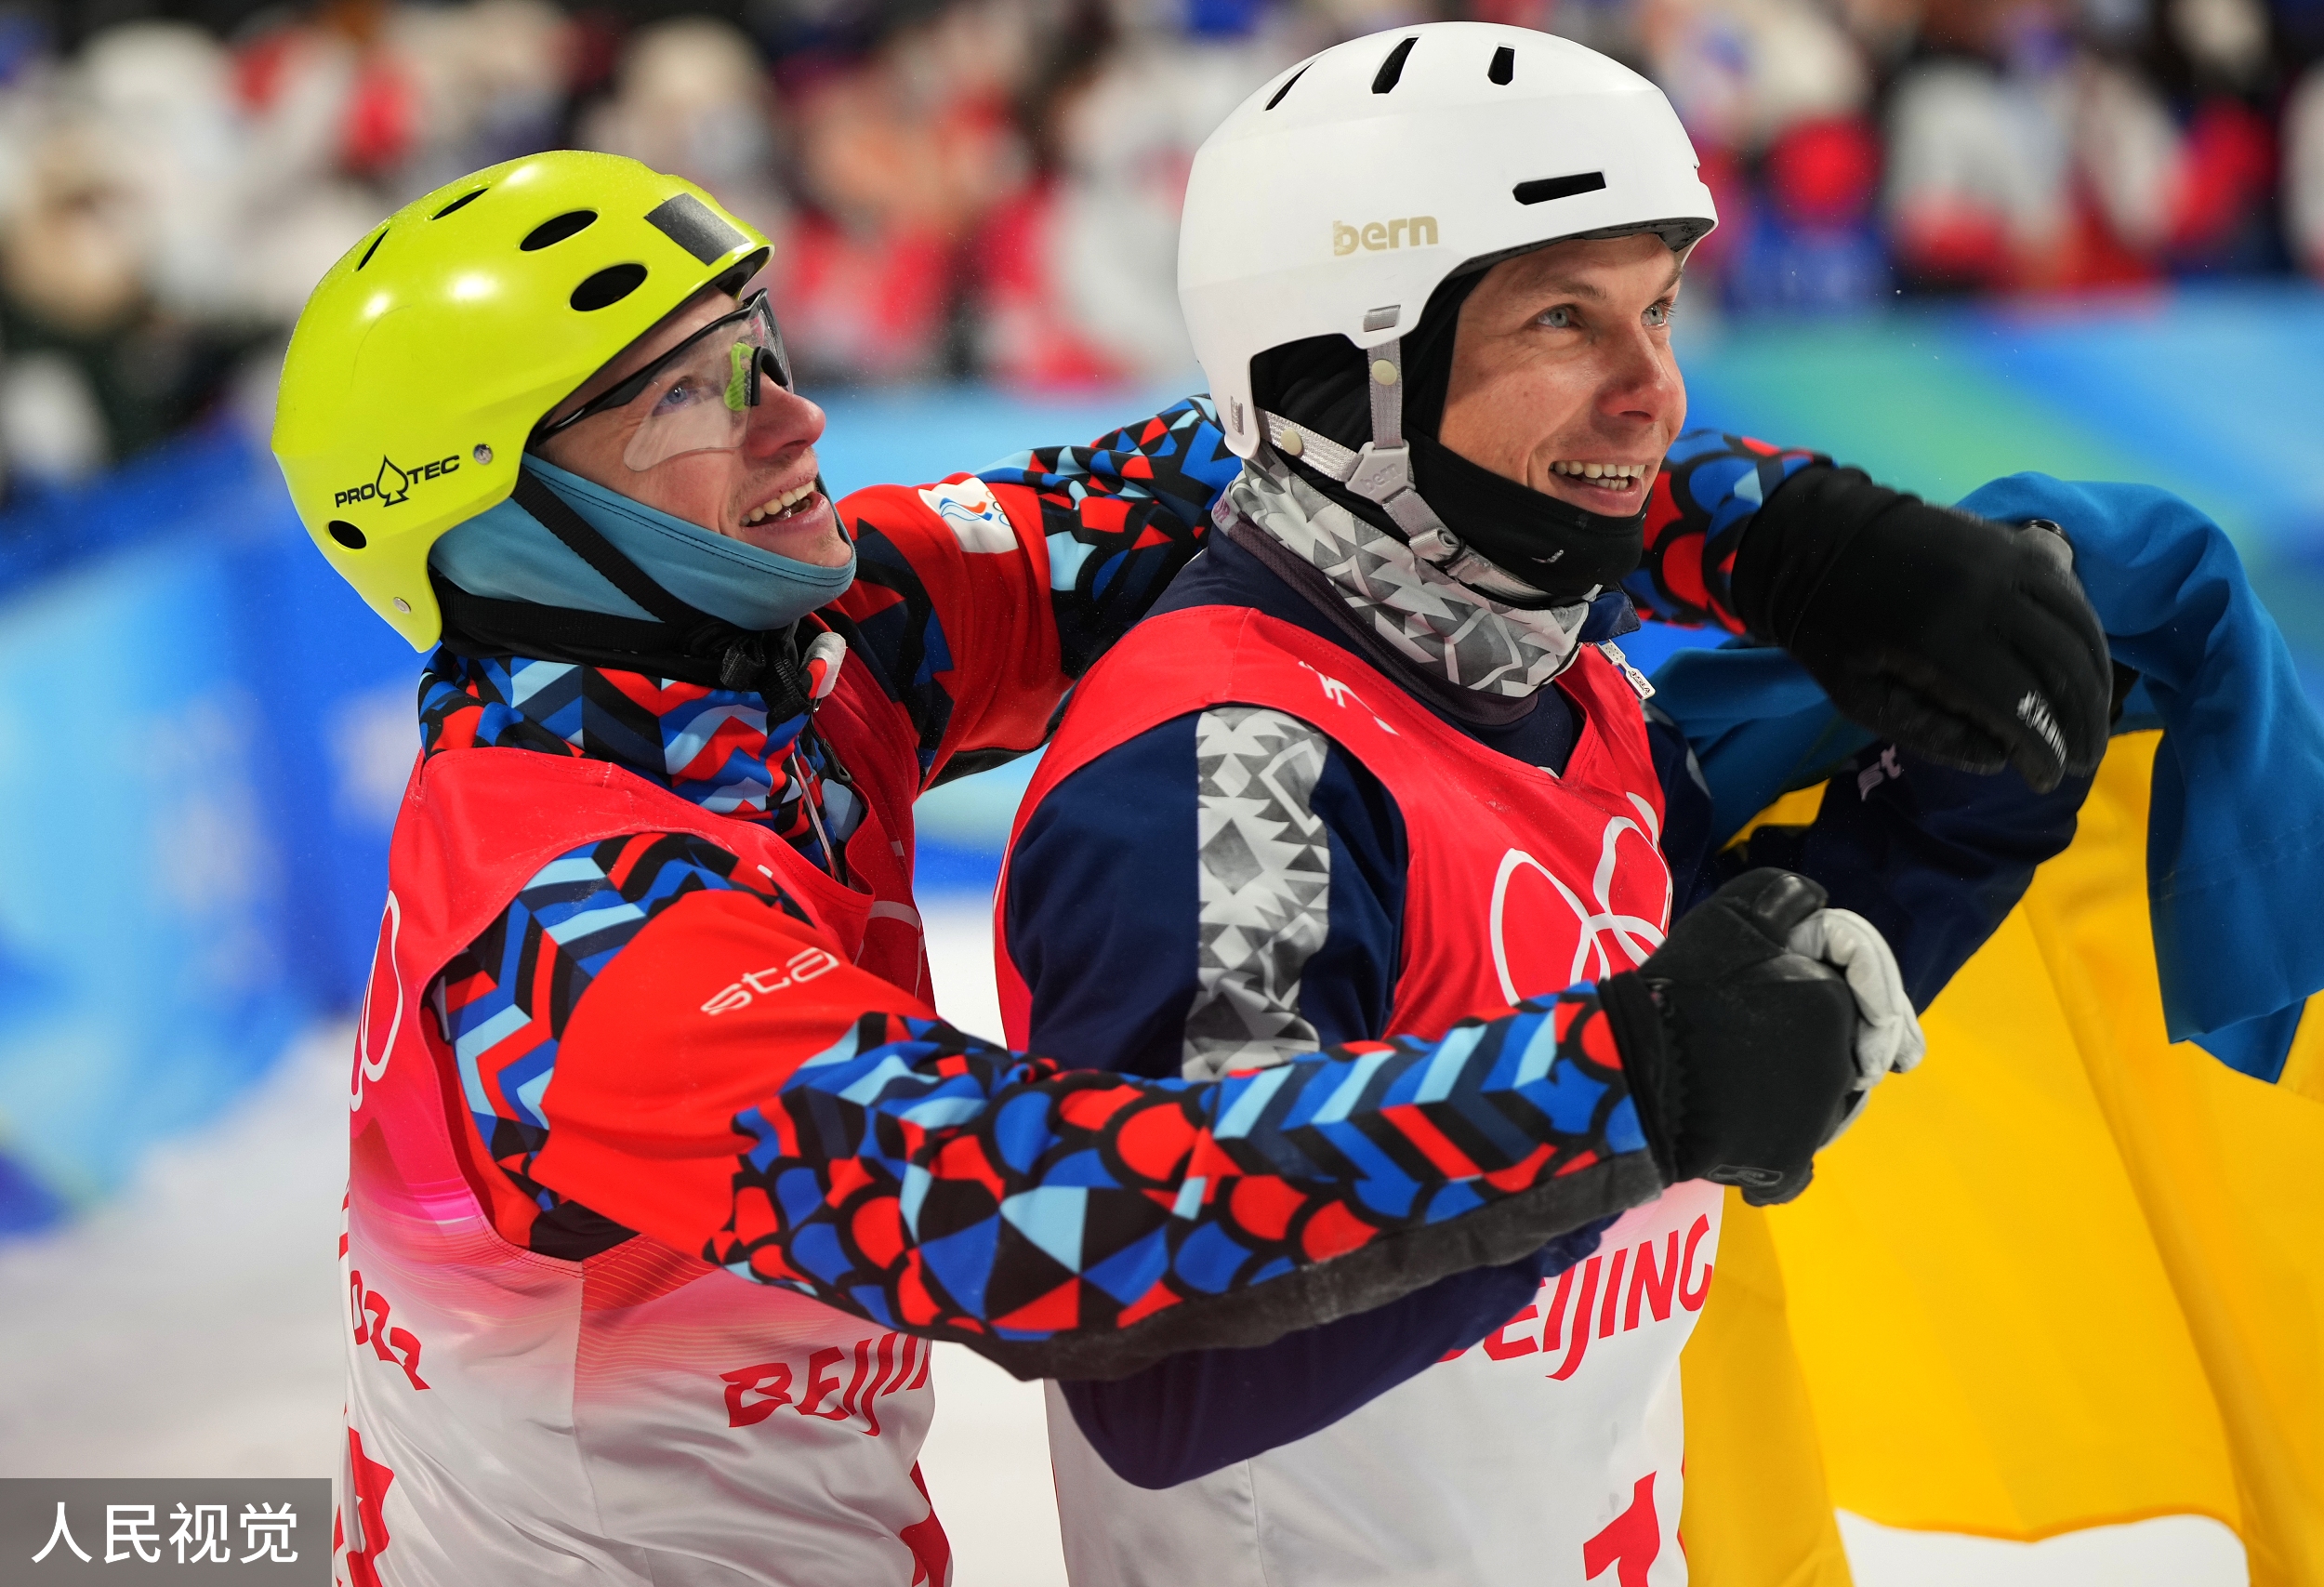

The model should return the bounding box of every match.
[1260,338,1593,608]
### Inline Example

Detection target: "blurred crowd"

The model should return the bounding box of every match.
[0,0,2316,494]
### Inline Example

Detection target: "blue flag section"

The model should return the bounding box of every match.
[1957,475,2324,1076]
[1650,474,2324,1083]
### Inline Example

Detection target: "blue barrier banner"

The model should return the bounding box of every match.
[0,430,417,1233]
[0,526,309,1223]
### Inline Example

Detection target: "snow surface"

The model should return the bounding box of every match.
[0,893,2245,1585]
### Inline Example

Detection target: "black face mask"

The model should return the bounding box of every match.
[1249,268,1649,607]
[1409,432,1645,601]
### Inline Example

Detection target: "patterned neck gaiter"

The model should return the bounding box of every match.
[1223,460,1593,698]
[416,649,864,875]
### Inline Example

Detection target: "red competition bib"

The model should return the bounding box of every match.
[337,657,951,1587]
[999,604,1717,1587]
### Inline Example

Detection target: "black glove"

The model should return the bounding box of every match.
[1599,869,1862,1207]
[1733,465,2111,793]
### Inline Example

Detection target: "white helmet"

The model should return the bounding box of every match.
[1178,22,1713,564]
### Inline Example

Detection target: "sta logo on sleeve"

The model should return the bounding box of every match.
[702,947,841,1014]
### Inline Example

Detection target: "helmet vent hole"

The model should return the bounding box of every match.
[522,210,599,251]
[571,263,648,311]
[328,521,367,549]
[1371,36,1416,94]
[1264,63,1309,110]
[355,229,387,271]
[432,188,488,219]
[1514,171,1608,205]
[1488,46,1514,84]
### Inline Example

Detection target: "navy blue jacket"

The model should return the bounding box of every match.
[1001,516,2090,1489]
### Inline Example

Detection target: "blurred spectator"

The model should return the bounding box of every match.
[581,17,782,228]
[1729,115,1893,308]
[0,0,2320,496]
[0,33,254,491]
[1641,0,1878,303]
[1884,54,2073,290]
[774,1,1033,382]
[1645,0,1870,153]
[1880,0,2286,293]
[974,2,1289,387]
[2286,63,2324,271]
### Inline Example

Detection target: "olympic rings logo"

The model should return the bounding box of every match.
[351,892,403,1114]
[1488,794,1672,1004]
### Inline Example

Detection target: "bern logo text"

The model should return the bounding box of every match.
[1333,217,1439,255]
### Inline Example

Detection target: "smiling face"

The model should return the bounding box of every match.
[533,288,850,567]
[1434,232,1688,517]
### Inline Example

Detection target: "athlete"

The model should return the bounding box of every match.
[276,152,1931,1586]
[997,24,2113,1584]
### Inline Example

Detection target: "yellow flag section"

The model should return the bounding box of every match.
[1680,730,2324,1587]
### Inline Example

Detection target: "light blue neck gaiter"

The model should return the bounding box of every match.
[429,456,857,631]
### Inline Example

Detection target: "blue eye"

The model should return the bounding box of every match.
[1644,303,1672,328]
[651,379,705,417]
[1538,306,1575,329]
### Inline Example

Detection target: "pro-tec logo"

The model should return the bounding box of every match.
[335,453,461,509]
[1333,216,1439,255]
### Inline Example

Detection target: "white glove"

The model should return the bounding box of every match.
[1786,907,1926,1141]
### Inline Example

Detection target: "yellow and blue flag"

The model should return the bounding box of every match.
[1657,478,2324,1587]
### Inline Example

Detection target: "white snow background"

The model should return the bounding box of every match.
[0,891,2248,1584]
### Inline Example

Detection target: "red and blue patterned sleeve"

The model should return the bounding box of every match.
[1628,430,1825,632]
[429,828,1661,1379]
[829,397,1242,785]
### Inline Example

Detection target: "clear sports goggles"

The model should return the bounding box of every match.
[534,290,794,472]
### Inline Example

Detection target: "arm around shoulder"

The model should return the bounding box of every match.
[515,835,1667,1382]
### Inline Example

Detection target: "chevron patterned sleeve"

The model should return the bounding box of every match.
[713,986,1656,1379]
[830,397,1243,784]
[975,395,1244,679]
[428,829,816,1260]
[496,858,1660,1379]
[1626,430,1825,631]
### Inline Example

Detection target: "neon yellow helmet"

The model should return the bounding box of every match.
[271,151,770,650]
